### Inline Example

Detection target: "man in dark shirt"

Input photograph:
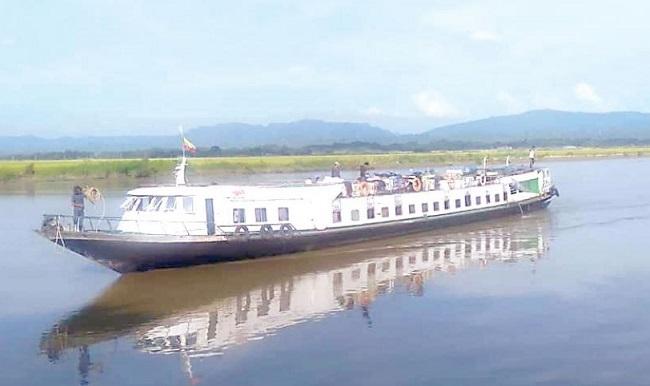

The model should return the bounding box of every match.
[72,186,85,231]
[359,162,370,180]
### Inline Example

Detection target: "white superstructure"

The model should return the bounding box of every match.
[115,164,554,236]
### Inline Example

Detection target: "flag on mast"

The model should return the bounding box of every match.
[182,137,197,154]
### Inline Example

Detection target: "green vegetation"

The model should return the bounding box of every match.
[1,147,649,182]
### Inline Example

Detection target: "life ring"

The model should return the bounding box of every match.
[83,186,102,204]
[234,225,249,236]
[410,178,422,192]
[359,182,370,196]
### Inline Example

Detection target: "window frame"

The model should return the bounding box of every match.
[233,208,246,224]
[182,197,194,213]
[332,209,342,223]
[278,207,289,222]
[255,207,268,223]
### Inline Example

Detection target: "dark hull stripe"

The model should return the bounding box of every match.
[45,195,553,273]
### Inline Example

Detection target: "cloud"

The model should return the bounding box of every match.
[470,30,499,42]
[574,82,602,104]
[496,91,525,112]
[1,37,15,47]
[413,91,459,118]
[362,106,383,116]
[423,6,499,42]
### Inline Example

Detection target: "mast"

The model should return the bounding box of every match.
[175,125,187,186]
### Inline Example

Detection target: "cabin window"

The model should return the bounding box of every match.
[408,204,416,214]
[434,202,440,211]
[395,205,403,216]
[121,197,136,211]
[183,197,194,213]
[455,199,461,208]
[381,207,390,217]
[486,194,491,204]
[146,196,163,211]
[233,208,246,223]
[443,200,450,210]
[495,194,501,203]
[164,197,177,211]
[503,191,508,201]
[132,198,143,211]
[367,207,375,219]
[475,196,481,206]
[278,207,289,221]
[332,209,342,223]
[421,203,429,213]
[464,194,471,207]
[255,208,268,222]
[351,209,360,221]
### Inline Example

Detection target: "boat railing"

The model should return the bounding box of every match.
[40,214,299,237]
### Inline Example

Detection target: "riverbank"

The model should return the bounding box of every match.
[1,146,649,182]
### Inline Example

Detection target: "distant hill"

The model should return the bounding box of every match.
[0,120,395,156]
[417,110,650,143]
[2,111,650,156]
[187,120,397,148]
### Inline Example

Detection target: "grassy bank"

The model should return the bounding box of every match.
[2,146,649,182]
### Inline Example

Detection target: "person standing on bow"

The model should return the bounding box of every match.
[72,186,85,231]
[528,146,536,168]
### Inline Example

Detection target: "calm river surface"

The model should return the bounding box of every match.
[1,158,650,386]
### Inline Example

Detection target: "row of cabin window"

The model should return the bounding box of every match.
[123,196,194,213]
[332,191,510,223]
[233,207,290,224]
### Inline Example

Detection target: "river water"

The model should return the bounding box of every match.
[1,158,650,386]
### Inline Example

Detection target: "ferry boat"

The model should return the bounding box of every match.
[39,156,559,273]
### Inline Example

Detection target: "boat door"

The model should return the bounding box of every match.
[205,198,216,235]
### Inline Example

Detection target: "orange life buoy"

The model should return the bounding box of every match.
[411,178,422,192]
[359,182,370,196]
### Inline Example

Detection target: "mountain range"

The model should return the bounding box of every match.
[2,110,650,156]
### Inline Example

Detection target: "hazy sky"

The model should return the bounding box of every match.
[1,0,649,136]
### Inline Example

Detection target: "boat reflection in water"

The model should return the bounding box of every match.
[41,213,550,372]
